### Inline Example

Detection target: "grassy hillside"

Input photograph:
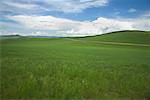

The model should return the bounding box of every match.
[1,31,150,99]
[75,31,150,44]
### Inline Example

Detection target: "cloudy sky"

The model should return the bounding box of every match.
[0,0,150,36]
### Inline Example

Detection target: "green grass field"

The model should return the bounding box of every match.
[1,31,150,99]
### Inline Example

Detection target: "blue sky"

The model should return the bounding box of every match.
[0,0,150,36]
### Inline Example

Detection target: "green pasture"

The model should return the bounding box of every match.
[1,31,150,99]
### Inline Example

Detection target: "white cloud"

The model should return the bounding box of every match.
[43,0,108,13]
[0,1,48,15]
[1,0,108,13]
[30,31,50,36]
[7,15,80,30]
[6,15,150,36]
[3,1,38,9]
[132,18,150,31]
[0,31,20,35]
[128,8,137,13]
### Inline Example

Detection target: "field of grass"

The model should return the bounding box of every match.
[1,31,150,99]
[75,31,150,44]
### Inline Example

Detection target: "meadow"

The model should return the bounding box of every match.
[1,31,150,99]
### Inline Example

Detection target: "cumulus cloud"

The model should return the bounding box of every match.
[7,15,80,30]
[132,18,150,31]
[6,15,150,36]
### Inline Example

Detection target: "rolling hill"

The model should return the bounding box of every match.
[74,30,150,45]
[1,30,150,99]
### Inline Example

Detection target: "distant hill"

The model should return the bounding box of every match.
[1,30,150,44]
[75,30,150,45]
[0,35,22,39]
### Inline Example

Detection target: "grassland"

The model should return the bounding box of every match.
[1,31,150,99]
[75,31,150,44]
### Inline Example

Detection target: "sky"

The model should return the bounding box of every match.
[0,0,150,36]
